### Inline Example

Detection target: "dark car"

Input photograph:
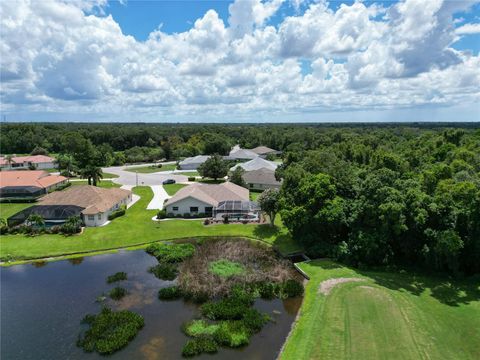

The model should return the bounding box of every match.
[162,179,176,185]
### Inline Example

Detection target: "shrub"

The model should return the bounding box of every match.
[256,281,278,300]
[77,307,144,355]
[158,286,182,300]
[182,336,218,357]
[201,293,253,320]
[223,216,229,224]
[156,209,167,219]
[242,308,270,333]
[108,205,126,220]
[146,243,195,263]
[188,176,196,182]
[213,321,250,348]
[183,213,191,218]
[167,212,175,217]
[148,263,177,280]
[279,279,304,298]
[109,287,128,300]
[183,320,219,337]
[106,272,127,284]
[208,259,245,278]
[203,218,210,225]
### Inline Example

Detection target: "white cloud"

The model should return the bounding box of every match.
[455,22,480,34]
[0,0,479,121]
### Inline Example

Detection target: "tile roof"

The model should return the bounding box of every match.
[230,157,278,172]
[0,170,67,189]
[250,146,277,155]
[39,185,131,215]
[165,182,249,207]
[0,155,55,166]
[229,148,259,160]
[242,168,281,186]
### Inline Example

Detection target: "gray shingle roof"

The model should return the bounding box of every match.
[242,168,281,186]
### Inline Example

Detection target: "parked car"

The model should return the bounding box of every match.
[162,179,176,185]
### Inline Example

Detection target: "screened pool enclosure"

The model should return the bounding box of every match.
[212,200,260,221]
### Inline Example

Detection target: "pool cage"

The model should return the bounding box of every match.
[7,205,84,227]
[212,200,260,221]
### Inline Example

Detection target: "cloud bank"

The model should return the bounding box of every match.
[1,0,479,122]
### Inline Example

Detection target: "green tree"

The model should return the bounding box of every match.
[229,167,246,187]
[30,146,48,155]
[27,214,45,228]
[81,166,103,186]
[258,188,281,226]
[198,155,228,181]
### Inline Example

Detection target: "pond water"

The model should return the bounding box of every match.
[1,250,302,360]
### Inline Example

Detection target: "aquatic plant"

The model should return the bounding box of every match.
[146,243,195,263]
[183,320,219,337]
[200,289,253,320]
[77,307,144,355]
[109,287,128,300]
[279,279,304,298]
[148,262,177,281]
[208,259,245,277]
[158,286,182,300]
[182,336,218,357]
[106,271,127,284]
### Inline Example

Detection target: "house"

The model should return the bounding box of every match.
[250,146,282,158]
[178,155,210,170]
[230,157,278,172]
[8,185,132,227]
[229,146,259,160]
[242,168,282,191]
[164,182,253,218]
[0,155,57,170]
[0,170,67,201]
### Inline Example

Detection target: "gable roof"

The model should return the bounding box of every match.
[179,155,210,165]
[242,168,281,186]
[39,185,131,215]
[0,155,55,166]
[229,148,259,160]
[165,182,249,208]
[0,171,66,189]
[230,157,278,172]
[250,146,277,155]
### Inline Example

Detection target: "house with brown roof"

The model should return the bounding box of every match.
[8,185,132,227]
[164,182,252,218]
[242,168,282,191]
[0,170,67,200]
[0,155,57,170]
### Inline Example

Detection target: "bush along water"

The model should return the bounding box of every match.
[158,286,182,300]
[77,307,144,355]
[106,272,127,284]
[146,242,195,263]
[148,262,178,281]
[109,287,128,300]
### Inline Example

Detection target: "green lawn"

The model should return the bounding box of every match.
[125,163,177,173]
[250,190,263,201]
[0,202,34,219]
[0,186,299,261]
[70,180,121,188]
[281,260,480,360]
[102,172,119,178]
[163,183,186,196]
[175,171,199,177]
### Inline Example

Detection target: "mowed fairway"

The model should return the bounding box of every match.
[281,260,480,360]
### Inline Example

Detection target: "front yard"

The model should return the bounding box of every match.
[0,186,300,262]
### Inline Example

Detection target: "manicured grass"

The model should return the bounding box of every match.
[0,202,34,219]
[125,163,177,173]
[249,191,263,201]
[163,183,186,196]
[70,180,121,188]
[0,187,300,261]
[102,172,119,178]
[175,171,199,177]
[281,260,480,360]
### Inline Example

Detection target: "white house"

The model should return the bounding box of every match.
[0,155,57,170]
[230,157,278,172]
[229,146,259,160]
[164,182,249,217]
[10,185,133,227]
[242,168,282,191]
[178,155,210,170]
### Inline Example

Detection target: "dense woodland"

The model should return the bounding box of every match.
[1,123,479,275]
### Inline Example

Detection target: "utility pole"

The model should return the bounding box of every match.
[136,171,138,187]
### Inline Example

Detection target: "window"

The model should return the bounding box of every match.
[205,207,213,214]
[98,214,102,220]
[249,184,254,188]
[173,206,179,211]
[88,215,94,221]
[190,207,199,213]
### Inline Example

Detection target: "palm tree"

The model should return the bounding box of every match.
[5,155,14,169]
[27,214,45,228]
[80,166,103,186]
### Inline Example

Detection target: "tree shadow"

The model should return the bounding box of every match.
[252,224,280,239]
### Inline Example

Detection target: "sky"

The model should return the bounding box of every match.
[1,0,479,123]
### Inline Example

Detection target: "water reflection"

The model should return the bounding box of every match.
[1,249,301,360]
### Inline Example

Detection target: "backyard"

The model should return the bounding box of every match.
[0,186,299,262]
[281,260,480,360]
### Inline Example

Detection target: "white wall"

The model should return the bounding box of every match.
[0,161,57,170]
[165,197,213,216]
[82,193,132,227]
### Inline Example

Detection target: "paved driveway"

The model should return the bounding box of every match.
[103,165,188,186]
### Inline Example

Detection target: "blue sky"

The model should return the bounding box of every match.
[1,0,479,122]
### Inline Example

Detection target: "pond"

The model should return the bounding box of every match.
[1,249,302,360]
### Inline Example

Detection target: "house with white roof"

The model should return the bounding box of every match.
[230,157,278,172]
[229,146,259,160]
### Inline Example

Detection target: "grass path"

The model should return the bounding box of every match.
[0,186,299,261]
[281,260,480,360]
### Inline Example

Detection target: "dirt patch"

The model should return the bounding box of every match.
[318,277,364,295]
